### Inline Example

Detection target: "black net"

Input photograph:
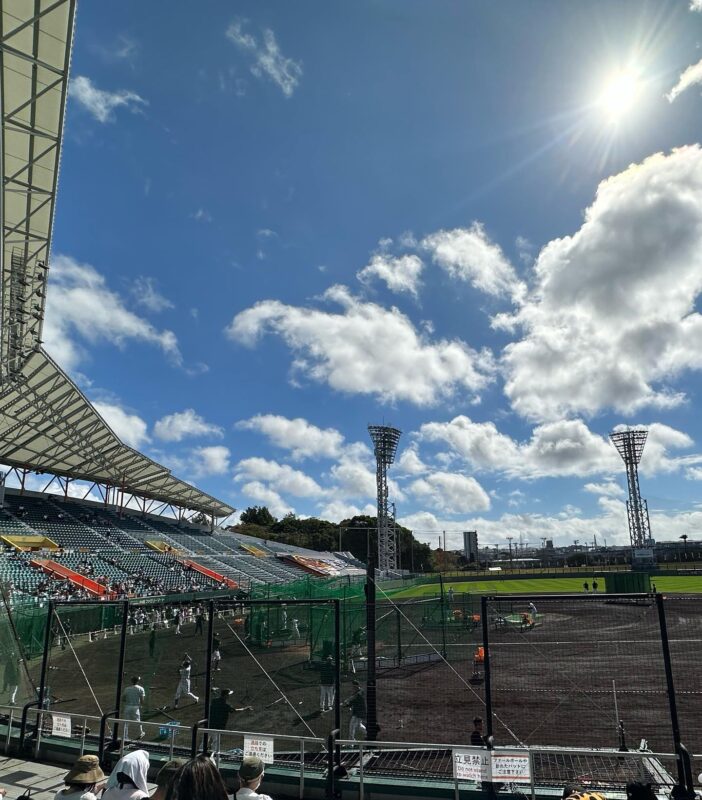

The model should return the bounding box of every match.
[43,602,126,719]
[660,596,702,755]
[485,595,672,751]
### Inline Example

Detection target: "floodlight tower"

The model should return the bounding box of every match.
[368,425,402,572]
[610,429,652,550]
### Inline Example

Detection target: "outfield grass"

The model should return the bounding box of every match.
[386,575,702,599]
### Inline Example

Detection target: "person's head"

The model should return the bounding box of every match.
[152,759,186,800]
[562,783,584,799]
[63,755,105,792]
[352,679,361,690]
[165,755,228,800]
[473,717,483,729]
[132,675,141,685]
[239,756,265,791]
[626,783,657,800]
[326,655,333,663]
[220,688,232,698]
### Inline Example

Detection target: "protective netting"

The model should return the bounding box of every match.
[485,596,672,752]
[659,596,702,755]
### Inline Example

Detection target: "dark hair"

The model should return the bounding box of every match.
[164,755,228,800]
[626,783,656,800]
[473,717,483,726]
[116,773,136,788]
[66,784,96,793]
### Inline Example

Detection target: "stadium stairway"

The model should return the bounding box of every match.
[177,556,238,588]
[29,558,111,597]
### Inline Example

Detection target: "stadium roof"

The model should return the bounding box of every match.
[0,0,234,518]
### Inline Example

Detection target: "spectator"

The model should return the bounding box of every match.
[470,716,485,746]
[151,760,186,800]
[54,755,106,800]
[164,755,228,800]
[625,783,656,800]
[102,750,150,800]
[562,784,584,799]
[345,679,367,740]
[236,757,273,800]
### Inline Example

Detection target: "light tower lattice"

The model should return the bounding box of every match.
[610,428,652,550]
[368,425,401,572]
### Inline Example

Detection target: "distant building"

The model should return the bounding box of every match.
[463,530,478,562]
[545,539,554,549]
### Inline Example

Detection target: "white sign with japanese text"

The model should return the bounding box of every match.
[491,750,531,784]
[453,748,491,782]
[51,714,72,738]
[243,736,275,764]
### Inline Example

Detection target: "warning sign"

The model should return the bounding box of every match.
[51,714,72,738]
[491,750,531,784]
[243,736,274,764]
[453,748,491,782]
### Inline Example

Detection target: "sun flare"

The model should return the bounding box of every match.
[597,69,642,123]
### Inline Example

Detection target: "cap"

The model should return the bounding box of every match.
[155,759,186,788]
[239,756,264,782]
[562,784,584,799]
[64,755,105,785]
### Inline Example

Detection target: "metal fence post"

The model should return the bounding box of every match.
[481,596,493,743]
[112,601,129,746]
[655,593,694,798]
[333,599,341,768]
[202,599,215,754]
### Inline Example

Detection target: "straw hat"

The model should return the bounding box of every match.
[64,756,105,785]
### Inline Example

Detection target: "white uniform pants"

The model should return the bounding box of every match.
[320,685,334,710]
[349,716,366,740]
[124,704,143,739]
[175,680,197,704]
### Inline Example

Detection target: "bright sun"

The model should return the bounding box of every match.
[597,69,642,123]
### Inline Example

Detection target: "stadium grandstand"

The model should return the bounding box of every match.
[1,4,700,800]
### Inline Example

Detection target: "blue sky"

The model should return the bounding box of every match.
[34,0,702,549]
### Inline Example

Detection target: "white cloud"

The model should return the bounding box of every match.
[667,58,702,102]
[583,481,624,498]
[318,500,376,524]
[92,401,149,448]
[357,254,424,297]
[236,414,344,459]
[192,208,212,223]
[226,284,494,406]
[191,445,230,476]
[691,0,702,10]
[132,276,174,313]
[400,502,702,551]
[226,21,302,98]
[419,415,619,478]
[410,472,491,514]
[68,75,146,123]
[396,445,427,476]
[235,457,324,498]
[44,255,181,371]
[154,409,224,443]
[240,481,292,519]
[497,146,702,421]
[421,222,523,300]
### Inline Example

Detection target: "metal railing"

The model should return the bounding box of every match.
[1,704,698,800]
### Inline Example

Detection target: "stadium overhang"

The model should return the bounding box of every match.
[0,1,234,520]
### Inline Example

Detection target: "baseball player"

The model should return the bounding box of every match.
[345,680,367,740]
[122,675,146,740]
[173,657,199,708]
[319,656,335,712]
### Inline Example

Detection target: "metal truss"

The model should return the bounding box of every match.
[610,429,652,550]
[368,425,401,573]
[0,0,76,380]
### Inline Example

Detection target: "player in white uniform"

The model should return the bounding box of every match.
[122,676,146,740]
[173,657,199,708]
